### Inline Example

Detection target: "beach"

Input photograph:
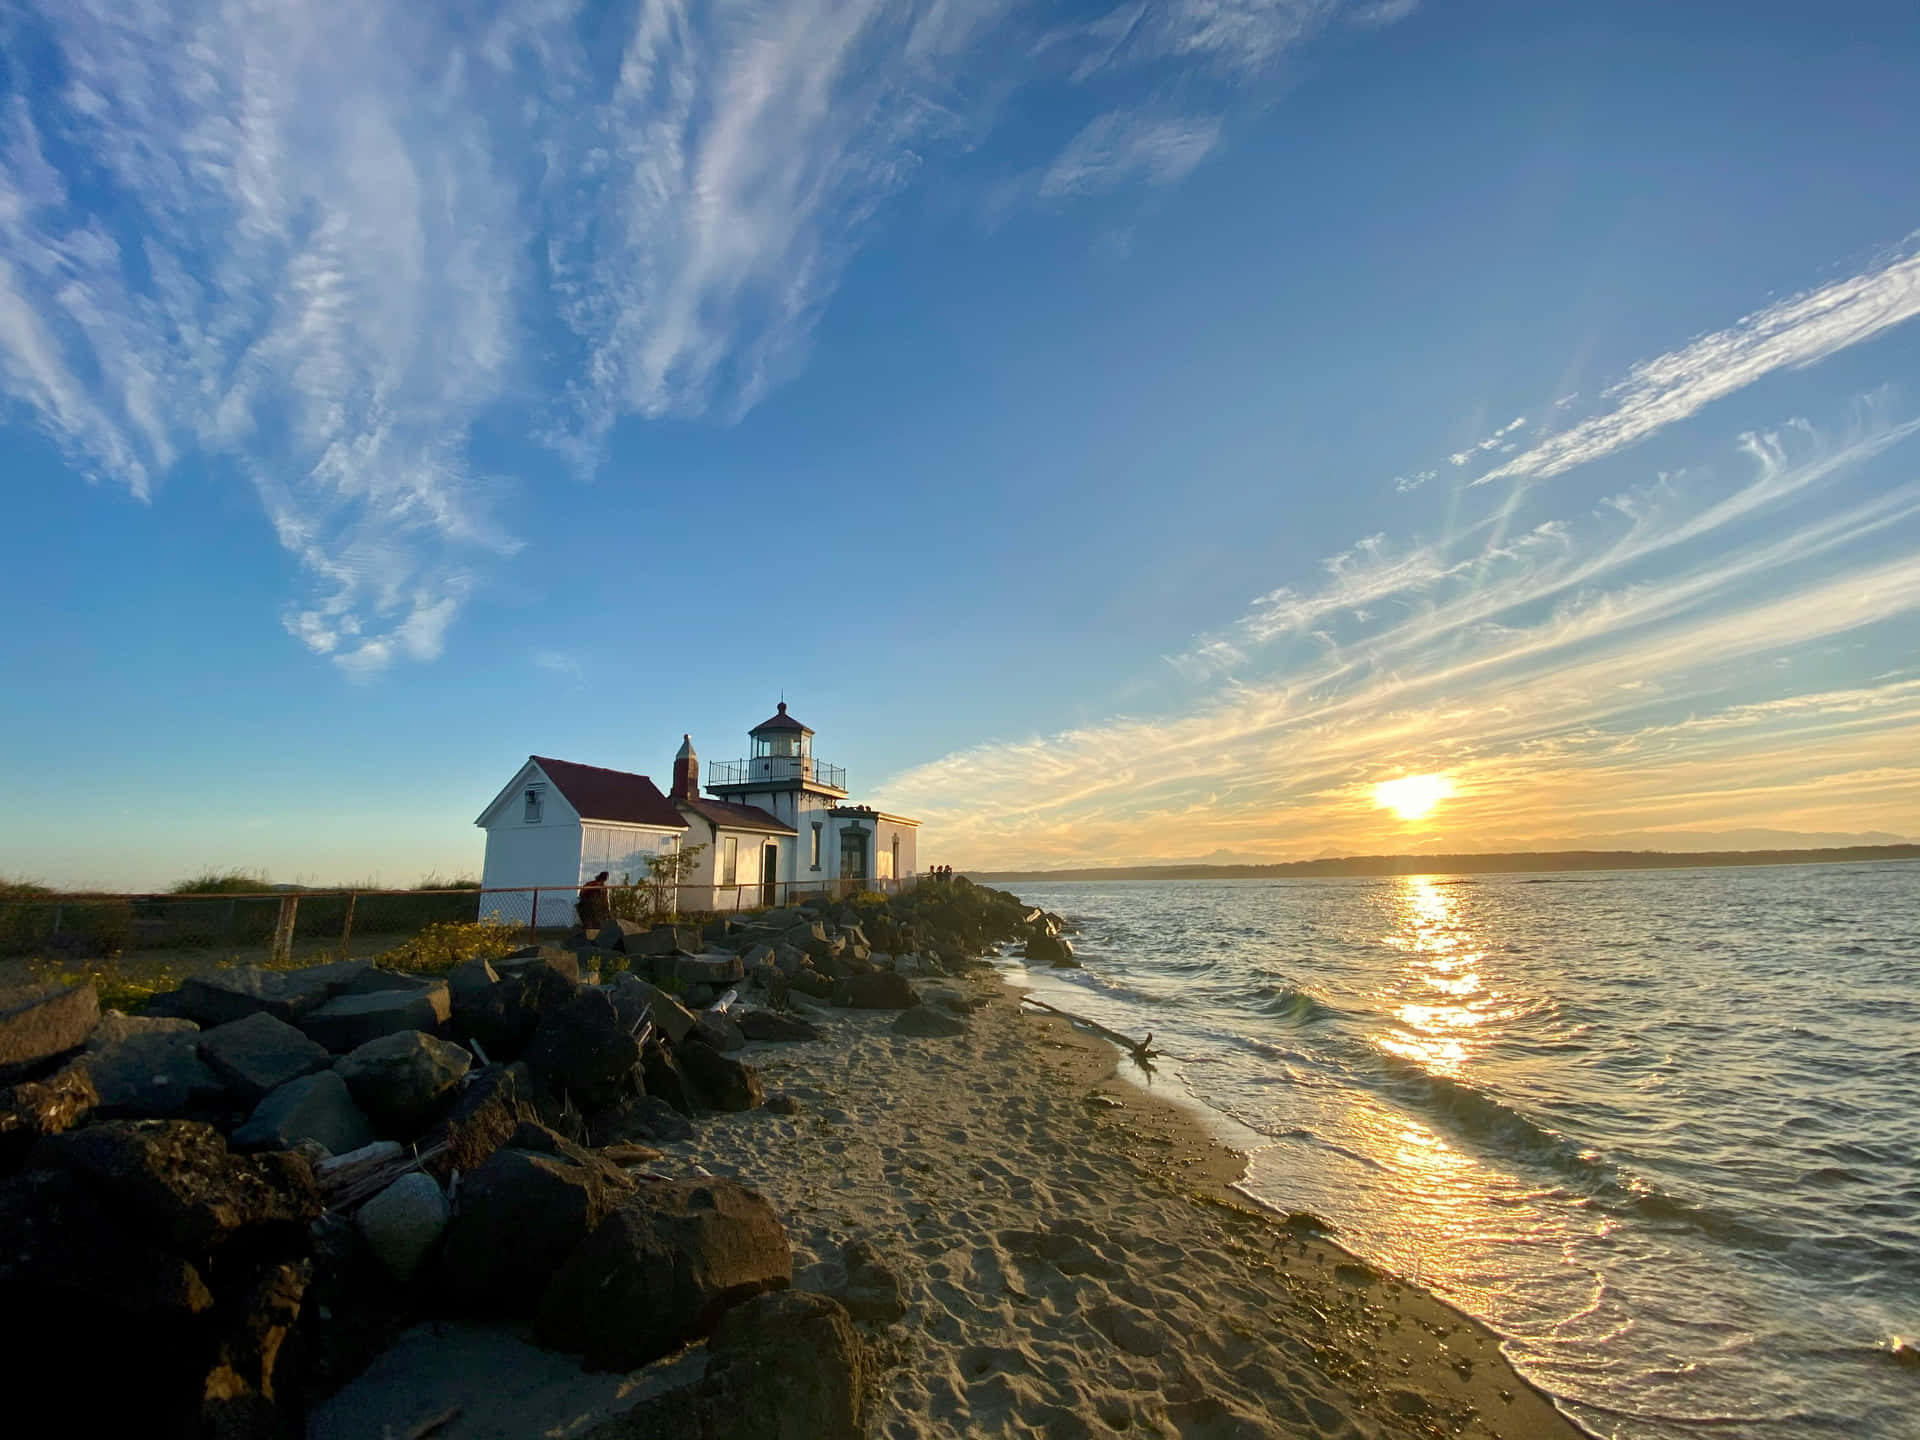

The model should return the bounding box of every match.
[318,963,1580,1439]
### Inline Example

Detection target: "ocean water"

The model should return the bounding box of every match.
[1001,864,1920,1439]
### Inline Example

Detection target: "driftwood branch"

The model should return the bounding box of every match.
[320,1141,452,1213]
[1018,996,1160,1068]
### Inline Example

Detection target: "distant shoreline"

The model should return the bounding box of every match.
[968,842,1920,883]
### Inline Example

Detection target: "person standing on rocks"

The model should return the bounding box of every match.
[577,871,611,930]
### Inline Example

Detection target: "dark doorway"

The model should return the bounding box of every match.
[840,828,868,884]
[761,844,778,908]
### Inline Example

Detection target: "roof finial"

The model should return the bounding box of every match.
[777,700,787,715]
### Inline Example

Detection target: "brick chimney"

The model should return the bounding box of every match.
[672,734,699,802]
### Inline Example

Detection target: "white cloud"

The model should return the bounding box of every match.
[1476,240,1920,484]
[1038,109,1224,200]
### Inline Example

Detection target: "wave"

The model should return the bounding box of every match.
[1250,984,1337,1025]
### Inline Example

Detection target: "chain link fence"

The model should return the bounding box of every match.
[1,874,923,965]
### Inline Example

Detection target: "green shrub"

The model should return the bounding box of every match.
[372,918,525,975]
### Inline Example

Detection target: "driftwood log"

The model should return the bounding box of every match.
[1018,996,1160,1069]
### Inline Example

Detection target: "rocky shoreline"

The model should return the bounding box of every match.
[2,880,1579,1438]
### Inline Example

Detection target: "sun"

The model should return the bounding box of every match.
[1373,772,1454,822]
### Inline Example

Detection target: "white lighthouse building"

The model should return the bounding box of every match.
[475,700,918,917]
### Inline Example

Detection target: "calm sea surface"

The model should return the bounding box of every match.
[1003,864,1920,1439]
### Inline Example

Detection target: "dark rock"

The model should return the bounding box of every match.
[452,964,578,1063]
[89,1010,199,1047]
[832,971,918,1010]
[525,988,642,1110]
[693,1010,745,1052]
[642,1046,702,1117]
[741,942,776,971]
[598,918,647,951]
[590,1093,696,1146]
[789,967,835,1000]
[631,924,697,957]
[610,974,697,1047]
[535,1178,793,1369]
[418,1064,532,1180]
[772,944,807,976]
[840,1238,906,1322]
[196,1012,333,1105]
[0,981,99,1077]
[892,1006,968,1038]
[199,1258,311,1439]
[356,1172,449,1283]
[299,982,452,1053]
[32,1118,320,1254]
[233,1070,376,1157]
[497,945,583,984]
[677,1039,763,1112]
[585,1290,865,1440]
[66,1026,228,1117]
[783,920,827,948]
[441,1143,632,1312]
[764,1093,803,1116]
[336,1030,472,1133]
[1024,934,1077,967]
[675,953,745,987]
[445,957,501,1008]
[175,964,362,1028]
[0,1065,97,1169]
[737,1009,821,1043]
[341,966,441,996]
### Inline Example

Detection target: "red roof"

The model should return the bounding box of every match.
[750,701,810,734]
[530,757,689,829]
[677,797,796,835]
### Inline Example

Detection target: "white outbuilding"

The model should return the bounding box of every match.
[475,702,919,923]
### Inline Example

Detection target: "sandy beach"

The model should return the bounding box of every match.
[317,964,1581,1440]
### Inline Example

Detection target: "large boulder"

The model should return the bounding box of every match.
[417,1064,531,1180]
[524,988,642,1111]
[693,1010,745,1052]
[444,958,501,1008]
[609,974,697,1047]
[89,1010,199,1047]
[642,1046,701,1117]
[677,1039,763,1112]
[67,1025,227,1117]
[832,972,918,1010]
[196,1012,332,1105]
[497,945,583,984]
[452,965,577,1063]
[585,1291,865,1440]
[737,1009,821,1043]
[0,981,99,1077]
[589,1094,695,1146]
[31,1118,320,1254]
[0,1066,97,1168]
[173,962,365,1028]
[199,1258,312,1438]
[300,982,452,1054]
[535,1179,793,1369]
[598,919,647,952]
[336,1031,473,1134]
[440,1139,632,1312]
[1023,934,1077,967]
[674,953,744,988]
[233,1070,376,1158]
[356,1172,449,1283]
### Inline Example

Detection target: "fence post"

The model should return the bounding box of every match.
[224,897,236,945]
[52,903,63,936]
[271,895,298,965]
[340,892,357,958]
[528,889,539,943]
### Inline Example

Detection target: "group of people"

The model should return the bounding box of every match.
[927,864,956,882]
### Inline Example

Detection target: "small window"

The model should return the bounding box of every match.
[810,823,822,870]
[721,835,739,886]
[523,785,544,823]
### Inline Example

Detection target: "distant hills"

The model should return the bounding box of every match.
[969,844,1920,883]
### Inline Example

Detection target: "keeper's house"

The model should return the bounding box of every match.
[475,702,918,919]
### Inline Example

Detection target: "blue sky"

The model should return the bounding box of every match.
[4,0,1920,887]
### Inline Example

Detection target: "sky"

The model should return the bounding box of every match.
[3,0,1920,888]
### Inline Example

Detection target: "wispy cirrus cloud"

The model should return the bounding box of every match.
[1472,238,1920,485]
[2,0,1401,674]
[878,400,1920,865]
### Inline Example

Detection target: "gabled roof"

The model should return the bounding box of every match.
[677,797,796,835]
[530,757,688,829]
[750,701,811,735]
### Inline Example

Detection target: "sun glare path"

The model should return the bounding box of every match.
[1373,772,1454,822]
